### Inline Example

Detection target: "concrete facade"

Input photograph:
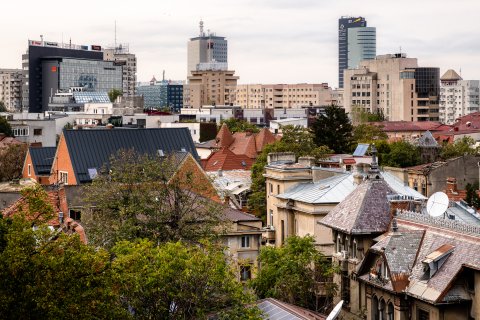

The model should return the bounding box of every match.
[344,54,440,122]
[104,46,137,97]
[187,70,238,108]
[234,83,332,109]
[0,69,25,111]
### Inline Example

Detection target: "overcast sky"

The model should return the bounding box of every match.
[1,0,479,88]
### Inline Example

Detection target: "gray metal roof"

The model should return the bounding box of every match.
[277,171,425,205]
[256,298,326,320]
[63,128,199,183]
[29,147,56,176]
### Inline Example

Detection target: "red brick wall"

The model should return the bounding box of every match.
[49,134,78,185]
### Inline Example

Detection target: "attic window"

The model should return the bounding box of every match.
[422,244,455,279]
[181,148,187,152]
[157,149,165,157]
[88,168,98,180]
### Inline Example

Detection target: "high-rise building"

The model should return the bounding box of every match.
[187,20,228,76]
[343,53,440,122]
[23,39,122,113]
[137,77,184,112]
[104,44,137,96]
[439,70,480,124]
[187,69,238,108]
[0,69,25,111]
[338,16,376,88]
[234,83,332,109]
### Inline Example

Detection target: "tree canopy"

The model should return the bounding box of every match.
[0,117,13,137]
[81,149,225,248]
[379,141,421,168]
[352,123,388,144]
[440,136,478,160]
[251,235,337,313]
[108,88,123,103]
[220,118,260,133]
[0,143,27,182]
[0,101,7,112]
[248,126,332,217]
[311,105,354,153]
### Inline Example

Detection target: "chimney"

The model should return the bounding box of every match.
[353,164,364,185]
[298,156,315,167]
[267,152,296,165]
[446,177,457,192]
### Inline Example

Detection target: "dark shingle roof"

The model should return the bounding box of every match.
[320,177,395,235]
[29,147,56,176]
[63,128,199,183]
[224,207,261,222]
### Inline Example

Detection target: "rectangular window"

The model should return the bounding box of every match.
[59,171,68,185]
[69,210,81,221]
[240,265,251,281]
[33,128,42,136]
[269,209,273,226]
[281,220,285,244]
[28,164,31,176]
[241,236,250,248]
[418,309,429,320]
[269,183,273,194]
[277,185,280,195]
[341,271,350,305]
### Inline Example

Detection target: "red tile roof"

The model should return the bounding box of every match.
[203,148,254,171]
[215,124,234,148]
[230,132,258,158]
[0,134,23,149]
[254,128,276,153]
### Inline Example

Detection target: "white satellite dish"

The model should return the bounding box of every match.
[426,192,449,217]
[326,300,343,320]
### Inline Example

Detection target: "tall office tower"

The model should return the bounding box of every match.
[338,16,376,88]
[187,20,228,77]
[24,39,122,113]
[0,69,25,111]
[137,76,184,112]
[187,69,238,108]
[104,44,137,96]
[343,53,440,122]
[439,70,480,124]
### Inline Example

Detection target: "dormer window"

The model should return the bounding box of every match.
[422,244,455,279]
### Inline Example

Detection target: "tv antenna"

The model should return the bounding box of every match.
[326,300,343,320]
[426,192,449,218]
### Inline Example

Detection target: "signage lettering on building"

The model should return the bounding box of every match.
[29,40,42,46]
[91,45,102,51]
[44,41,59,47]
[80,45,89,50]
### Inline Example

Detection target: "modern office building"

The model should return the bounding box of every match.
[23,39,122,113]
[343,53,440,122]
[187,69,238,108]
[439,69,480,124]
[338,16,376,88]
[137,77,184,112]
[104,44,137,96]
[187,20,228,76]
[234,83,332,109]
[0,69,25,111]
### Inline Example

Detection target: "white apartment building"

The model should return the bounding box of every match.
[235,83,332,109]
[439,69,480,124]
[0,69,24,111]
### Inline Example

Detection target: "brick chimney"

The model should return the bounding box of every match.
[446,177,457,193]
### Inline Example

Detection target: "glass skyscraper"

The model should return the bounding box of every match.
[338,16,376,88]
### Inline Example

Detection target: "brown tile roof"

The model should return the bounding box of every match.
[215,124,234,148]
[254,128,276,153]
[372,121,451,133]
[320,177,395,235]
[229,132,258,158]
[223,207,260,222]
[0,134,23,149]
[203,148,254,171]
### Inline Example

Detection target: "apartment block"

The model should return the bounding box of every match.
[0,69,24,111]
[234,83,332,109]
[104,44,137,96]
[187,69,238,108]
[439,69,480,124]
[343,53,440,122]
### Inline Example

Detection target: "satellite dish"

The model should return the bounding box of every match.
[426,192,449,217]
[326,300,343,320]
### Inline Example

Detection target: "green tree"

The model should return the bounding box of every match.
[465,182,480,209]
[248,126,332,217]
[199,122,218,142]
[0,101,7,112]
[0,143,27,182]
[112,239,261,320]
[108,88,123,102]
[351,106,385,124]
[0,186,127,319]
[251,235,337,313]
[381,141,421,168]
[311,105,354,153]
[440,136,478,160]
[353,123,388,144]
[81,149,225,248]
[220,118,260,133]
[0,117,13,137]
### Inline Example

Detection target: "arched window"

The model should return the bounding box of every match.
[379,299,386,320]
[372,296,379,320]
[387,302,394,320]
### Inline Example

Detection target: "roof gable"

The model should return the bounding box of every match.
[29,147,56,176]
[203,148,253,171]
[215,124,234,148]
[63,128,199,183]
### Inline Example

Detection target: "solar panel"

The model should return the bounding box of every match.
[353,143,370,157]
[73,92,111,104]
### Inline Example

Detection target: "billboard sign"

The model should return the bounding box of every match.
[44,41,59,47]
[91,45,102,51]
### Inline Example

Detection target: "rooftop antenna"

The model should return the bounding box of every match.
[459,67,462,77]
[426,192,449,218]
[115,20,117,51]
[199,19,204,37]
[399,46,402,54]
[162,70,165,81]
